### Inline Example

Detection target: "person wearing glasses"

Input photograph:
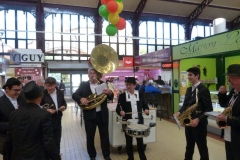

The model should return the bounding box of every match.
[0,77,27,160]
[40,77,67,157]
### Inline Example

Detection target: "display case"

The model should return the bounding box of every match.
[108,103,157,153]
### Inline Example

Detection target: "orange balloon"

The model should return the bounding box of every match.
[116,17,126,30]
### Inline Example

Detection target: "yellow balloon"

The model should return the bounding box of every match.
[116,2,123,14]
[108,13,120,25]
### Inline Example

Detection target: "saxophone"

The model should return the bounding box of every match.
[178,88,199,126]
[216,94,236,129]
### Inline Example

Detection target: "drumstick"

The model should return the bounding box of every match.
[119,103,123,111]
[125,111,144,114]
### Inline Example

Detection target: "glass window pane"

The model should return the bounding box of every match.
[54,41,62,54]
[71,15,78,41]
[53,14,61,40]
[17,11,26,39]
[18,40,26,48]
[63,14,70,41]
[63,41,70,54]
[6,10,15,38]
[45,15,53,40]
[179,24,185,42]
[156,22,163,44]
[110,43,117,52]
[164,22,170,45]
[80,16,87,41]
[102,36,109,43]
[139,22,146,44]
[0,11,5,33]
[197,25,204,37]
[148,45,155,53]
[45,56,53,60]
[139,45,147,55]
[7,40,15,48]
[118,30,125,43]
[205,26,210,37]
[54,56,62,60]
[110,35,117,43]
[126,44,133,55]
[157,46,163,50]
[147,21,155,44]
[88,42,94,55]
[80,42,87,54]
[71,42,78,54]
[71,56,79,60]
[191,26,197,40]
[80,57,87,60]
[119,44,125,55]
[45,41,53,53]
[171,23,178,45]
[88,18,95,41]
[27,12,36,39]
[126,21,133,44]
[27,40,36,49]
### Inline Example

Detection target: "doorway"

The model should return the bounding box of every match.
[48,73,88,96]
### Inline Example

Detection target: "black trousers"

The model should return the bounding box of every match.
[124,132,147,160]
[225,141,240,160]
[53,126,62,154]
[84,112,110,158]
[184,124,209,160]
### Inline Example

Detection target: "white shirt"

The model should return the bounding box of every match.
[224,90,239,142]
[49,89,58,110]
[5,94,18,109]
[90,82,101,112]
[192,81,200,91]
[126,91,139,119]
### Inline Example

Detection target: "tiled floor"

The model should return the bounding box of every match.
[0,99,226,160]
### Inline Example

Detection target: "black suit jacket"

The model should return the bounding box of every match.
[40,88,67,128]
[179,83,213,125]
[72,81,114,123]
[116,92,149,124]
[0,94,27,134]
[9,103,60,160]
[218,89,240,150]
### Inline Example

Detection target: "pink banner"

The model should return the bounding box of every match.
[134,48,171,66]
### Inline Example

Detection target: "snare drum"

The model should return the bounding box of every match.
[124,124,150,138]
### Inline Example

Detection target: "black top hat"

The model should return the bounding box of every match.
[24,81,43,100]
[224,64,240,76]
[125,77,136,84]
[2,77,21,90]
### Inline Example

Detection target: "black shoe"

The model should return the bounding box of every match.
[90,158,96,160]
[104,157,112,160]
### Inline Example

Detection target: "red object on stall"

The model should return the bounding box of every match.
[123,57,133,67]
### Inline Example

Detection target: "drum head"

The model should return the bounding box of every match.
[127,124,149,130]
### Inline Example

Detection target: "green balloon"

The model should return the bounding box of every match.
[115,0,122,2]
[98,5,109,17]
[106,24,117,36]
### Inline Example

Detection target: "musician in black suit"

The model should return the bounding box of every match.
[40,77,67,155]
[72,68,113,160]
[217,64,240,160]
[116,77,149,160]
[0,78,27,160]
[173,67,213,160]
[9,81,61,160]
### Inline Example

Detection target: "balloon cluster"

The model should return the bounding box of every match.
[98,0,126,36]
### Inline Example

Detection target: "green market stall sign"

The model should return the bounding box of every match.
[172,29,240,60]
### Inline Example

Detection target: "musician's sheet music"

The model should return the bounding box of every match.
[96,83,107,95]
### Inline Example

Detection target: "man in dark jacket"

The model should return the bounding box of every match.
[72,68,113,160]
[217,64,240,160]
[9,81,61,160]
[173,67,213,160]
[40,77,67,155]
[0,78,27,160]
